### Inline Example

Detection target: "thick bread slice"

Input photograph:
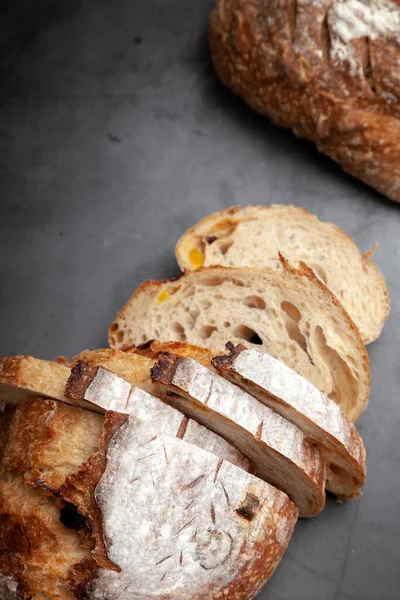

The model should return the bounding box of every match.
[151,353,326,517]
[109,262,370,421]
[0,355,106,414]
[213,344,366,500]
[88,417,297,600]
[175,205,390,344]
[66,360,252,473]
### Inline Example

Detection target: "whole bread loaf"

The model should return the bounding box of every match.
[209,0,400,202]
[175,205,390,344]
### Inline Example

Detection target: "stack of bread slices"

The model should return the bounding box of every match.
[0,205,389,599]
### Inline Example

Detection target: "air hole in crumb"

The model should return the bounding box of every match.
[199,325,217,340]
[281,301,301,323]
[200,277,223,287]
[171,322,186,341]
[200,299,212,309]
[243,295,266,310]
[328,463,346,477]
[231,279,245,287]
[234,325,263,345]
[223,321,231,328]
[60,503,87,530]
[116,331,124,343]
[110,323,119,332]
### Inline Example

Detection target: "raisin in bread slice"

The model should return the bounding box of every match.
[213,344,366,500]
[151,352,326,517]
[175,205,390,344]
[109,261,370,421]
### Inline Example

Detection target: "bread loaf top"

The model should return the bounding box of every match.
[209,0,400,201]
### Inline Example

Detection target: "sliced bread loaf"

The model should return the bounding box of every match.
[109,262,370,421]
[0,352,251,474]
[0,389,297,599]
[175,205,390,344]
[213,344,366,500]
[66,359,252,473]
[151,352,326,517]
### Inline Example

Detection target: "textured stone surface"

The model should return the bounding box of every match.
[0,0,399,598]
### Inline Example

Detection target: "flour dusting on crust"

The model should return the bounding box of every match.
[89,418,296,599]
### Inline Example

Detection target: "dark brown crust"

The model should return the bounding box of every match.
[150,352,185,386]
[62,410,127,578]
[212,342,246,370]
[65,361,100,401]
[209,0,400,203]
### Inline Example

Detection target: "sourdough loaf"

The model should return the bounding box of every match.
[109,262,370,421]
[209,0,400,203]
[151,352,326,517]
[214,344,366,499]
[0,394,297,599]
[175,205,390,344]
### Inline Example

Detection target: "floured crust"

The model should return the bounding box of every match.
[151,353,326,517]
[108,262,370,421]
[209,0,400,203]
[66,360,253,474]
[213,344,366,500]
[174,204,390,344]
[86,418,297,599]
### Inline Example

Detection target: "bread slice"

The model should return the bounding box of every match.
[109,262,370,421]
[0,352,251,475]
[66,359,252,473]
[213,344,366,500]
[89,417,297,600]
[0,383,297,599]
[175,205,390,344]
[151,352,326,517]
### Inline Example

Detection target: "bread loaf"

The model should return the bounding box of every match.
[175,205,390,344]
[0,394,297,599]
[213,344,366,500]
[209,0,400,203]
[151,352,326,517]
[109,262,370,421]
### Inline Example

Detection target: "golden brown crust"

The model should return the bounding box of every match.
[134,339,221,369]
[209,0,400,202]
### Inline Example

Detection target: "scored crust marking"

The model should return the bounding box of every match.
[214,458,224,482]
[142,435,158,446]
[183,474,207,490]
[220,481,231,508]
[163,445,169,464]
[175,518,196,535]
[155,555,174,566]
[210,503,216,524]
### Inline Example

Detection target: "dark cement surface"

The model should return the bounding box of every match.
[0,1,399,598]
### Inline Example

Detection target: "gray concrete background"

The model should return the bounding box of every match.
[0,1,399,598]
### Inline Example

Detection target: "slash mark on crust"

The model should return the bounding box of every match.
[183,474,205,489]
[214,458,223,482]
[155,555,173,566]
[255,420,263,441]
[175,518,195,535]
[220,481,231,508]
